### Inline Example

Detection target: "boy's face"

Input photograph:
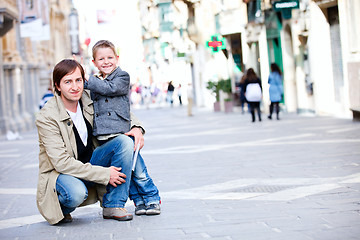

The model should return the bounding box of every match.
[92,47,119,75]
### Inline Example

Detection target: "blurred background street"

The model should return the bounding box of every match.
[0,106,360,239]
[1,0,360,137]
[1,0,360,239]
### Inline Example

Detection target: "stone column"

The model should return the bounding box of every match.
[0,39,9,135]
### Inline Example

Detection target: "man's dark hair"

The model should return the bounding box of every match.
[53,59,85,95]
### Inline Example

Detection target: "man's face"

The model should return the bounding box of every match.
[92,47,118,75]
[56,67,84,106]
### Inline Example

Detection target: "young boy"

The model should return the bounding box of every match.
[85,40,161,215]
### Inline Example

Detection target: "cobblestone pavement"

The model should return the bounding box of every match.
[0,106,359,240]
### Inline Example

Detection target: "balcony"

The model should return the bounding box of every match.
[0,0,19,37]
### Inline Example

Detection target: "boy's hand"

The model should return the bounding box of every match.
[73,54,84,64]
[124,127,144,151]
[72,54,89,81]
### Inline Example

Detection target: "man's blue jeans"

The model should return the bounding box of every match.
[130,151,161,206]
[56,135,133,214]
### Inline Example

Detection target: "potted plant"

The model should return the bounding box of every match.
[224,98,233,113]
[218,78,232,95]
[207,78,234,112]
[218,78,233,113]
[206,80,221,111]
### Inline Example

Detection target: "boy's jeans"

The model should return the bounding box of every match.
[130,151,161,206]
[56,135,133,214]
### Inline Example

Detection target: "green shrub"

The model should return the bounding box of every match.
[206,78,232,102]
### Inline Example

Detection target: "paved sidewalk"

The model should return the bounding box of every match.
[0,106,359,240]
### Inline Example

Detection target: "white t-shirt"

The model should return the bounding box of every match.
[66,103,88,146]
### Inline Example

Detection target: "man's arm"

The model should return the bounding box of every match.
[37,115,127,187]
[36,113,110,185]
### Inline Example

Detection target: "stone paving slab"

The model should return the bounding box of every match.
[0,106,359,239]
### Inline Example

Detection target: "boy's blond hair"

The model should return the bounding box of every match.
[92,40,117,59]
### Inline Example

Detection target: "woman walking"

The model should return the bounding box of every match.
[267,63,283,120]
[243,68,262,122]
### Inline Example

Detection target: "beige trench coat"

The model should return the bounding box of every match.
[35,90,143,225]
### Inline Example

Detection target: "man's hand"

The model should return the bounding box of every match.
[109,166,126,187]
[124,127,144,151]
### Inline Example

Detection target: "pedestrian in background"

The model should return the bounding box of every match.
[150,82,160,105]
[267,63,283,120]
[243,68,262,122]
[39,86,54,109]
[187,82,194,116]
[85,40,161,216]
[167,81,175,107]
[177,84,183,106]
[142,85,151,109]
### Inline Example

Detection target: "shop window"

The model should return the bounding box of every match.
[247,0,261,23]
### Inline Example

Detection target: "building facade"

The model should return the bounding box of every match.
[138,0,197,105]
[139,0,360,119]
[0,0,74,136]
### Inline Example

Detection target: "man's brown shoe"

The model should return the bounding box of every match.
[103,207,133,221]
[58,214,73,224]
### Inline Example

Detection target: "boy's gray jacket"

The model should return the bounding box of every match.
[35,90,143,225]
[87,67,130,136]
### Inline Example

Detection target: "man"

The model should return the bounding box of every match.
[35,59,145,225]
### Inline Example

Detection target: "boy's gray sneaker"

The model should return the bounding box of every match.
[146,204,161,215]
[135,204,147,215]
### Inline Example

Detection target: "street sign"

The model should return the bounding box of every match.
[273,0,299,11]
[206,34,226,53]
